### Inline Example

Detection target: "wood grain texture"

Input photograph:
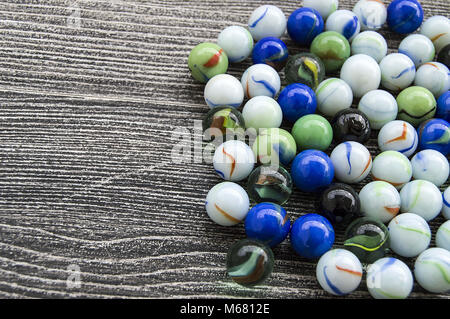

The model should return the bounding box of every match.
[0,0,449,299]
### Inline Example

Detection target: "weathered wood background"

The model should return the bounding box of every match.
[0,0,449,299]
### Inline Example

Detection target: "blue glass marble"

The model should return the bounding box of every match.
[417,118,450,156]
[244,202,291,247]
[437,91,450,123]
[252,37,289,71]
[387,0,423,34]
[291,213,335,259]
[291,150,335,193]
[287,8,324,46]
[277,83,317,123]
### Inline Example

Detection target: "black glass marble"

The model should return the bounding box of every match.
[331,108,371,144]
[437,43,450,69]
[284,52,325,90]
[318,183,361,227]
[344,217,389,264]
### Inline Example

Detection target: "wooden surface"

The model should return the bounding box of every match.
[0,0,449,299]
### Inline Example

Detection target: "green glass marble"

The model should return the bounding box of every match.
[202,106,245,141]
[284,53,326,90]
[247,165,293,205]
[252,128,297,166]
[310,31,351,73]
[226,239,274,287]
[344,217,389,264]
[397,86,437,127]
[291,114,333,151]
[188,42,228,83]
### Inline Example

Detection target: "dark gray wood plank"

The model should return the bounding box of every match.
[0,0,449,299]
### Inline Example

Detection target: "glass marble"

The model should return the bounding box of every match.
[387,0,423,34]
[388,213,431,257]
[340,54,381,98]
[277,83,317,123]
[436,220,450,251]
[245,202,291,247]
[252,37,289,71]
[417,118,450,156]
[291,150,334,193]
[437,43,450,69]
[420,15,450,54]
[292,114,333,151]
[400,180,443,221]
[358,90,397,130]
[303,0,338,20]
[396,86,436,127]
[188,42,228,83]
[331,109,371,144]
[436,91,450,122]
[353,0,387,31]
[213,140,255,182]
[251,128,297,166]
[202,106,245,141]
[316,249,363,296]
[217,26,253,63]
[414,248,450,293]
[379,53,415,91]
[366,257,413,299]
[287,8,324,46]
[325,10,360,42]
[248,5,287,41]
[414,62,450,98]
[247,165,293,205]
[291,213,335,259]
[359,181,401,223]
[330,141,372,184]
[371,151,412,189]
[204,74,244,109]
[242,96,282,131]
[241,64,281,99]
[344,217,389,264]
[318,183,361,227]
[205,182,250,226]
[226,239,274,287]
[411,149,449,187]
[350,31,387,63]
[377,120,418,157]
[398,34,435,68]
[310,31,351,73]
[443,187,450,220]
[284,53,326,91]
[316,78,353,117]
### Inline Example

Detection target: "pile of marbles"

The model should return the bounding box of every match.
[188,0,450,299]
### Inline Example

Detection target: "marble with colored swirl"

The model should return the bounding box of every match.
[366,257,413,299]
[399,180,443,222]
[414,62,450,98]
[316,249,363,296]
[202,106,246,141]
[247,165,293,205]
[411,150,449,187]
[287,7,324,46]
[252,37,289,71]
[417,118,450,156]
[188,42,228,83]
[414,248,450,293]
[244,202,291,247]
[248,5,286,41]
[330,141,372,184]
[358,90,397,130]
[251,128,297,166]
[316,78,353,117]
[351,31,387,63]
[353,0,387,31]
[213,140,255,182]
[398,34,435,68]
[388,213,431,257]
[284,53,325,91]
[204,74,244,109]
[420,15,450,54]
[217,26,253,63]
[325,10,361,41]
[378,120,418,157]
[241,64,281,99]
[371,151,412,189]
[387,0,423,34]
[205,182,250,227]
[226,239,274,287]
[344,217,389,264]
[396,86,436,127]
[379,53,416,91]
[436,220,450,251]
[359,181,401,223]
